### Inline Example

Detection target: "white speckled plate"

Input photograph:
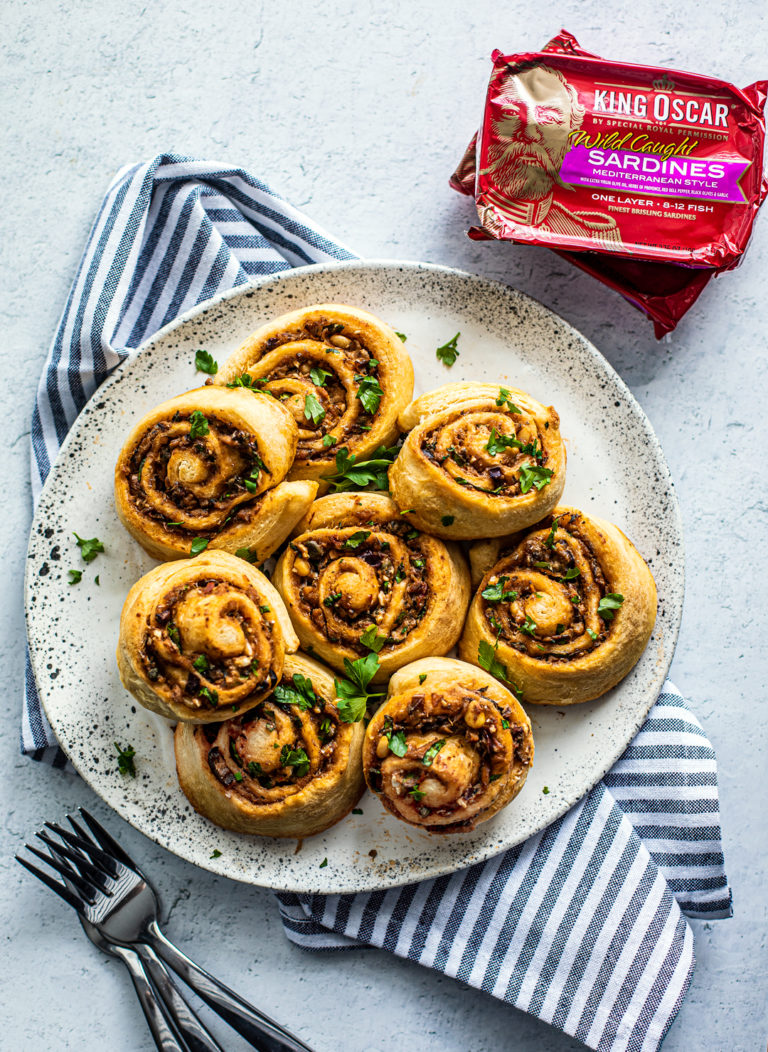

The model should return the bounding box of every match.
[25,261,683,894]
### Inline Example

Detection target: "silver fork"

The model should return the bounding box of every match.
[17,808,315,1052]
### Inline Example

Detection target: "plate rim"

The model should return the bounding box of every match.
[25,258,684,893]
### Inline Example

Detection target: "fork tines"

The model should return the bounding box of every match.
[16,808,128,913]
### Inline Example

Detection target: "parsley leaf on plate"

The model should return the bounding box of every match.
[194,349,218,375]
[114,742,136,777]
[73,533,104,563]
[435,332,460,366]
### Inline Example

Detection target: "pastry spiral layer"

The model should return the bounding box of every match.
[272,493,471,680]
[216,304,414,485]
[117,550,299,723]
[389,382,566,539]
[363,657,533,833]
[174,652,365,837]
[115,386,317,561]
[459,507,657,705]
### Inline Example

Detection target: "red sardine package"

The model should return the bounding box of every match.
[451,31,767,335]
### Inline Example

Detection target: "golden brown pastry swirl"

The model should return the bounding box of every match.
[363,658,533,833]
[272,493,471,680]
[174,653,365,837]
[459,507,657,705]
[117,551,299,722]
[389,382,566,539]
[216,304,414,486]
[115,386,317,561]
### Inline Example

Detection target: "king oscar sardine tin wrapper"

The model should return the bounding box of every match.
[451,30,767,335]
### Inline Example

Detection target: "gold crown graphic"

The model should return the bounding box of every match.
[652,75,675,92]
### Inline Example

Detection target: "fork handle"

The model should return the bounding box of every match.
[148,922,315,1052]
[116,944,190,1052]
[138,944,226,1052]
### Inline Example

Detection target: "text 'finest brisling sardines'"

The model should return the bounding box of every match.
[451,30,767,335]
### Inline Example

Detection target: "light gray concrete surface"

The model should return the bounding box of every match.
[2,1,767,1049]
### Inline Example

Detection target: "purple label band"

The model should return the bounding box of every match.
[559,144,748,203]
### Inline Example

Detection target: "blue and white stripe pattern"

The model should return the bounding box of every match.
[279,686,731,1052]
[24,155,730,1051]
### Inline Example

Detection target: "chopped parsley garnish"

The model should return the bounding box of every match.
[324,592,342,607]
[304,391,326,426]
[193,654,209,673]
[322,434,337,448]
[441,515,454,527]
[280,745,310,777]
[194,349,218,375]
[496,387,523,414]
[334,651,382,723]
[435,332,460,366]
[274,674,317,711]
[481,576,518,603]
[586,628,598,641]
[199,686,219,706]
[247,761,262,777]
[545,517,559,549]
[94,575,100,586]
[409,787,425,801]
[235,547,258,563]
[386,727,408,757]
[395,331,407,342]
[319,858,328,868]
[190,537,209,556]
[519,615,537,637]
[478,638,510,683]
[114,742,136,777]
[259,604,271,614]
[344,530,371,549]
[321,444,399,491]
[360,625,388,653]
[167,625,181,648]
[501,719,510,729]
[418,673,427,685]
[394,567,406,583]
[597,593,625,620]
[309,365,332,387]
[542,786,550,795]
[561,567,581,580]
[233,771,243,782]
[355,375,384,415]
[226,372,266,391]
[68,569,82,585]
[73,533,104,563]
[188,410,209,439]
[422,739,446,766]
[352,808,363,815]
[210,849,222,858]
[518,464,554,493]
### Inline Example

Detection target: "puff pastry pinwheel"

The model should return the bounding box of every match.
[272,493,471,681]
[460,507,657,705]
[216,304,414,485]
[363,657,533,833]
[174,652,365,837]
[114,386,317,562]
[389,382,566,539]
[117,550,299,723]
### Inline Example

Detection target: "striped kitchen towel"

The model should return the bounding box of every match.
[24,154,731,1052]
